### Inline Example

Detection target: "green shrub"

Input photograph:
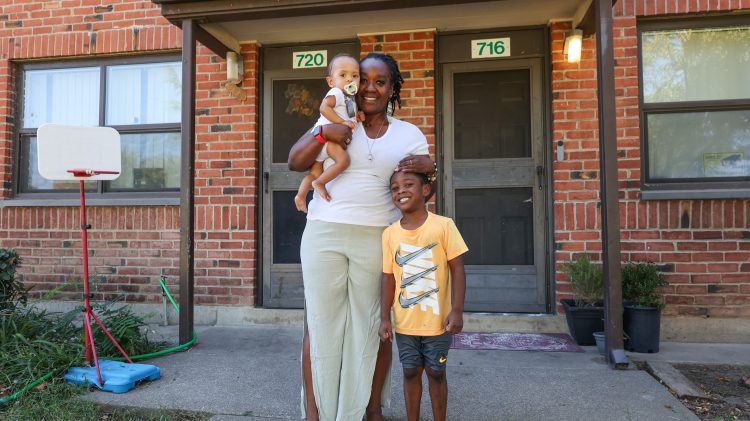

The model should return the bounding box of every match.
[1,299,164,401]
[0,248,29,312]
[622,262,666,309]
[563,254,603,307]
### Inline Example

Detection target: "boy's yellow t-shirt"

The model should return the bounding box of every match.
[382,212,468,336]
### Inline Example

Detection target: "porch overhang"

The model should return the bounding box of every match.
[153,0,601,57]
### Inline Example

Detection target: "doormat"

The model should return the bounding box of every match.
[451,332,583,352]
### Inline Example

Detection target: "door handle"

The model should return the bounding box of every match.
[263,171,269,194]
[536,165,544,190]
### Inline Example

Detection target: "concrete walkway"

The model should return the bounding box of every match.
[79,325,724,420]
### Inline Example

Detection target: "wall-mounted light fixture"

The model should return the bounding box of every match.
[225,51,246,101]
[563,29,583,64]
[226,51,243,83]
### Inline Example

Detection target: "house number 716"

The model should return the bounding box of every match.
[471,37,511,59]
[477,40,505,56]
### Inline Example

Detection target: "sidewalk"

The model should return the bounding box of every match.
[79,324,747,421]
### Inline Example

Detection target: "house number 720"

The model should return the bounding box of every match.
[292,50,327,69]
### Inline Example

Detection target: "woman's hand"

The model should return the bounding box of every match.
[323,123,354,150]
[287,123,354,172]
[396,155,434,174]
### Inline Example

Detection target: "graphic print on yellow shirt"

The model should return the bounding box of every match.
[382,213,468,336]
[396,242,440,311]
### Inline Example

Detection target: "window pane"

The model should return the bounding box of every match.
[273,191,310,264]
[455,188,534,265]
[648,110,750,180]
[454,69,531,159]
[107,132,181,191]
[272,79,329,163]
[23,67,99,128]
[106,62,181,125]
[642,26,750,103]
[20,136,96,192]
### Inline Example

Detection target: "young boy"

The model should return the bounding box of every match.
[379,170,468,421]
[294,53,360,212]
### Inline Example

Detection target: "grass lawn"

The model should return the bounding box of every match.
[1,380,211,421]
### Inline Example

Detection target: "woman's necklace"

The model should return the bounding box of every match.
[366,117,387,162]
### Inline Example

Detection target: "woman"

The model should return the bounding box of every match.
[288,53,436,421]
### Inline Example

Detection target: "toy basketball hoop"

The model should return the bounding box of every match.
[37,124,121,181]
[36,124,135,387]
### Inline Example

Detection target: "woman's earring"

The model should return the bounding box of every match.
[386,100,394,122]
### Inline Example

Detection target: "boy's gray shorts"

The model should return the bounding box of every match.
[395,332,452,372]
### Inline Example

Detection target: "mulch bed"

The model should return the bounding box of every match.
[673,364,750,421]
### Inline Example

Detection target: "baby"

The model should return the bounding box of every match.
[295,53,360,212]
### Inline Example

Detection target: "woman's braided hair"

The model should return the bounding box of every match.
[361,52,404,114]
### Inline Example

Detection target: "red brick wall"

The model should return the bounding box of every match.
[192,42,259,305]
[553,0,750,318]
[0,0,258,305]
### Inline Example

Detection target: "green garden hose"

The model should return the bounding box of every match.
[0,372,54,406]
[0,279,197,405]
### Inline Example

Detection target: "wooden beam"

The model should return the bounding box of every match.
[179,18,196,346]
[576,0,619,35]
[594,0,628,369]
[201,23,242,56]
[169,19,233,58]
[194,24,232,59]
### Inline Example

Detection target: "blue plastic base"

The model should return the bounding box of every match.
[64,360,161,393]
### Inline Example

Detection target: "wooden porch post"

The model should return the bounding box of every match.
[594,0,629,368]
[179,18,196,345]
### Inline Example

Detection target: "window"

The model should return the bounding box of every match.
[17,57,181,198]
[639,17,750,198]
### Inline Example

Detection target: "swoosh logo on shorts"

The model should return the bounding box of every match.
[398,288,439,308]
[400,266,437,288]
[395,243,437,267]
[439,357,447,363]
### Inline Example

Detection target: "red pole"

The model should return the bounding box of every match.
[80,180,90,307]
[72,171,133,386]
[79,179,103,383]
[78,180,92,366]
[83,311,103,385]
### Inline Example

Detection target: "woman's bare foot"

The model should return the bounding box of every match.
[311,179,331,202]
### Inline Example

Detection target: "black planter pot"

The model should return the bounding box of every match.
[623,304,661,353]
[561,299,604,345]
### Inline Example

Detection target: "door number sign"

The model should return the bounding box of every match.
[471,38,511,59]
[293,50,327,69]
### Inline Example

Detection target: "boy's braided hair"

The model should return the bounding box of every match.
[361,52,404,114]
[390,170,429,185]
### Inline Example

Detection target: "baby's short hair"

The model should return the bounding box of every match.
[327,53,357,76]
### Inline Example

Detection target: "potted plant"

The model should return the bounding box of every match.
[560,254,604,345]
[621,262,666,353]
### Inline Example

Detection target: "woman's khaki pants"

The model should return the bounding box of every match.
[300,220,389,421]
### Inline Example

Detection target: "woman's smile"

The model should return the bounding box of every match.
[357,58,392,115]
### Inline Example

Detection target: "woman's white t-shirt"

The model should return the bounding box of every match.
[307,118,429,227]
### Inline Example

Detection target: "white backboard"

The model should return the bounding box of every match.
[37,124,121,181]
